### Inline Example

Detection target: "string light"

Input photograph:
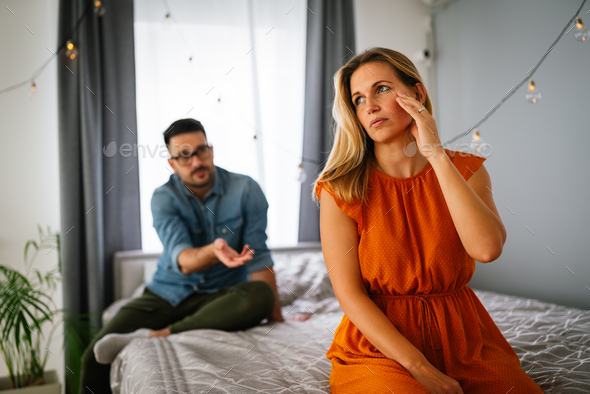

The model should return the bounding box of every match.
[65,40,78,60]
[525,79,541,104]
[0,0,585,175]
[470,128,489,155]
[94,1,106,17]
[163,12,173,28]
[0,0,95,97]
[574,16,589,42]
[443,0,588,147]
[297,162,307,183]
[29,81,36,101]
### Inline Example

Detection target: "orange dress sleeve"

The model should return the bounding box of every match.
[316,180,363,231]
[448,151,487,181]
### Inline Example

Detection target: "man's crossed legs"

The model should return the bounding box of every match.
[80,280,275,393]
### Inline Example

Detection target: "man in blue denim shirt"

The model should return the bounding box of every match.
[81,119,282,394]
[146,125,280,311]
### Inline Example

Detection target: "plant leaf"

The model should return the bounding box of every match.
[21,311,33,347]
[14,313,22,349]
[20,293,53,324]
[24,240,39,264]
[1,225,63,386]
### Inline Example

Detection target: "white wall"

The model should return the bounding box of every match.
[353,0,435,107]
[0,0,64,388]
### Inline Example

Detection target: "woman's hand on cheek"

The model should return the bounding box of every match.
[396,91,443,161]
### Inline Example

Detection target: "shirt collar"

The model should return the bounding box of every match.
[181,166,224,200]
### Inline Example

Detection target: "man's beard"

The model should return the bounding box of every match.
[186,166,214,188]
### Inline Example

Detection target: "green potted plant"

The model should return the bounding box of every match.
[0,226,95,393]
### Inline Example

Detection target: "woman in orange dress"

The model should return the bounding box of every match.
[314,48,544,394]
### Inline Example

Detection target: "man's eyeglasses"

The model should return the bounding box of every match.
[171,144,212,166]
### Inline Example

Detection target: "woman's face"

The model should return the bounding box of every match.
[350,61,419,144]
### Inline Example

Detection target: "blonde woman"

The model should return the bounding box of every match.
[314,48,543,394]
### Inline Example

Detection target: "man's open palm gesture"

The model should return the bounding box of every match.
[213,238,254,268]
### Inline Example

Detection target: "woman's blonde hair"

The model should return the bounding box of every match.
[313,47,433,205]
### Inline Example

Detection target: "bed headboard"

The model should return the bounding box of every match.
[113,243,322,301]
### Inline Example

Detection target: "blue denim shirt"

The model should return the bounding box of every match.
[146,166,274,306]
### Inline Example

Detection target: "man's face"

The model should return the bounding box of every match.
[167,131,215,190]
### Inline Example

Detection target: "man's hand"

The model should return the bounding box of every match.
[213,238,254,268]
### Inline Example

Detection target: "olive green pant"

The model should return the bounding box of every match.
[79,280,275,394]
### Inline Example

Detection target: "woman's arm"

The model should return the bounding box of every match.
[430,154,506,263]
[320,189,463,394]
[395,91,506,263]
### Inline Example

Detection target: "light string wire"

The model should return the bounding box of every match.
[1,1,586,162]
[0,0,95,95]
[443,0,588,146]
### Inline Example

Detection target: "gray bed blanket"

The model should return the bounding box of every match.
[110,252,590,393]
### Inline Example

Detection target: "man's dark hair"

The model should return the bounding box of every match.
[163,118,207,148]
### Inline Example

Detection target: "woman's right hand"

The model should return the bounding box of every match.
[408,360,464,394]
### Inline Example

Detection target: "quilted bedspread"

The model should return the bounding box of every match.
[110,253,590,393]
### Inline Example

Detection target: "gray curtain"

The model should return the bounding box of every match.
[57,0,140,388]
[298,0,356,242]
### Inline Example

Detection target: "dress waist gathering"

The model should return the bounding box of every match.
[368,285,469,368]
[368,284,467,300]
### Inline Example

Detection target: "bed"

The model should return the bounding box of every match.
[105,247,590,393]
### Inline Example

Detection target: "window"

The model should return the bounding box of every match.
[134,0,307,251]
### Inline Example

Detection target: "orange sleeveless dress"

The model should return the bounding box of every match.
[316,149,543,394]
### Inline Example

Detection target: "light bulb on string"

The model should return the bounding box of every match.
[65,40,77,60]
[574,16,589,42]
[470,128,488,156]
[94,1,105,17]
[29,81,36,101]
[297,162,307,183]
[525,79,541,104]
[163,12,173,29]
